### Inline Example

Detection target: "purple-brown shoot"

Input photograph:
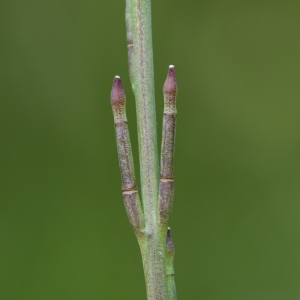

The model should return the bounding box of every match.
[123,190,145,234]
[158,65,178,225]
[111,76,145,234]
[166,227,176,300]
[166,227,175,259]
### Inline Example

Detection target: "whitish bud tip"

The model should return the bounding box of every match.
[166,227,175,252]
[168,66,175,75]
[115,75,120,78]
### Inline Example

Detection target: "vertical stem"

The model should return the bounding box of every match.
[130,0,159,219]
[166,228,177,300]
[126,0,166,299]
[125,0,134,81]
[110,77,145,235]
[158,66,178,299]
[158,66,177,226]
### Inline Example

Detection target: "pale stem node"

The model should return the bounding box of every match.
[110,76,145,233]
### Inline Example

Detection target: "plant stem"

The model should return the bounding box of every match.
[159,66,178,300]
[112,1,178,299]
[158,66,177,226]
[126,0,166,299]
[128,0,159,218]
[110,77,145,235]
[166,228,177,300]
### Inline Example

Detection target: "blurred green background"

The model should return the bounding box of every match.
[1,0,300,299]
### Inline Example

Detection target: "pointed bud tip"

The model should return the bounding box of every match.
[111,76,125,106]
[164,65,177,95]
[113,75,122,84]
[168,65,175,76]
[166,227,175,252]
[167,227,172,238]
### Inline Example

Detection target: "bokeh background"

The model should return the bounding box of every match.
[1,0,300,299]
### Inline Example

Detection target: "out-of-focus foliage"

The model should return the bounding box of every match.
[1,1,300,299]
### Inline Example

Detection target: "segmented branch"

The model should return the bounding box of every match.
[110,76,145,233]
[158,66,178,225]
[112,3,178,299]
[166,228,177,300]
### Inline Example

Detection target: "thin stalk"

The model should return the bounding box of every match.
[159,66,178,300]
[166,228,177,300]
[158,66,177,226]
[110,77,145,235]
[126,1,166,299]
[127,0,159,222]
[125,0,134,81]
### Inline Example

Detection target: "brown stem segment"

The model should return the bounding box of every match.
[123,190,145,234]
[111,76,145,233]
[158,66,178,225]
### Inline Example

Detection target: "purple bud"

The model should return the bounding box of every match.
[166,227,175,254]
[110,76,125,107]
[163,65,177,96]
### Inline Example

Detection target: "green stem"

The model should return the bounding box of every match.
[166,228,177,300]
[126,0,167,299]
